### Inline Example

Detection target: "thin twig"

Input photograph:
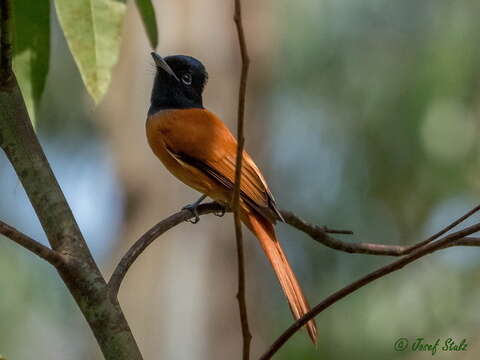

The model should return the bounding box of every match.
[108,202,225,297]
[259,223,480,360]
[281,203,480,256]
[0,220,63,267]
[442,236,480,248]
[402,204,480,253]
[233,0,252,359]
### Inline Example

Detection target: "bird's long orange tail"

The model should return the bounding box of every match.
[242,211,318,344]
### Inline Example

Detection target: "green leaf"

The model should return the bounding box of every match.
[54,0,127,103]
[135,0,158,49]
[12,0,50,124]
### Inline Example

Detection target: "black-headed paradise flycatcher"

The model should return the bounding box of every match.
[146,52,317,343]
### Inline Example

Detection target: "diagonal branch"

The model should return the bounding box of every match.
[108,202,225,297]
[0,220,63,267]
[259,223,480,359]
[260,205,480,360]
[233,0,252,359]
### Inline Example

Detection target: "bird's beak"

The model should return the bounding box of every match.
[151,52,179,81]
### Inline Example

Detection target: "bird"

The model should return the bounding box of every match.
[146,52,317,343]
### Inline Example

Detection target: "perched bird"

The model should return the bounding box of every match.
[146,52,317,343]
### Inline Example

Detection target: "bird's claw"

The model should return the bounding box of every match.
[214,206,226,217]
[182,194,207,224]
[188,215,200,224]
[182,204,201,224]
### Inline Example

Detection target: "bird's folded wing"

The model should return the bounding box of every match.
[159,108,283,222]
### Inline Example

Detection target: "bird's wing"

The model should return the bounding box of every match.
[159,108,283,222]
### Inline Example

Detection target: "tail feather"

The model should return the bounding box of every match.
[242,211,318,344]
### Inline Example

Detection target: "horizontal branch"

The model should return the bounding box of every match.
[444,236,480,247]
[0,220,63,266]
[259,222,480,359]
[281,203,480,256]
[109,203,480,299]
[108,202,354,298]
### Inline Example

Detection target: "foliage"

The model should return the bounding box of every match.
[135,0,158,49]
[11,0,158,121]
[11,0,49,123]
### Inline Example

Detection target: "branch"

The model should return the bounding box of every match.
[107,197,480,356]
[233,0,252,359]
[108,205,350,298]
[110,203,480,298]
[0,220,63,266]
[108,202,225,297]
[0,0,142,355]
[260,219,480,359]
[442,236,480,248]
[281,203,480,256]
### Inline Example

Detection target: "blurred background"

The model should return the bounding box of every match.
[1,0,480,359]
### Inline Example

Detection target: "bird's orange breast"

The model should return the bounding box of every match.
[145,109,229,201]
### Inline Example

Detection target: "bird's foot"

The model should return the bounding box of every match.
[182,195,207,224]
[183,204,200,224]
[214,204,226,217]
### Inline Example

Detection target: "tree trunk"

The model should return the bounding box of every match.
[0,75,143,360]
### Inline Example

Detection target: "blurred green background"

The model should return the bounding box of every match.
[1,0,480,359]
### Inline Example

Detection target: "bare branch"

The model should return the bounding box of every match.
[110,202,480,299]
[400,203,480,253]
[233,0,252,358]
[259,221,480,359]
[108,204,349,298]
[281,203,480,256]
[443,236,480,248]
[0,220,63,267]
[108,202,225,297]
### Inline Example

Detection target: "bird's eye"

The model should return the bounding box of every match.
[181,73,192,85]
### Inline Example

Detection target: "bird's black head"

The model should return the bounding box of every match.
[149,53,208,115]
